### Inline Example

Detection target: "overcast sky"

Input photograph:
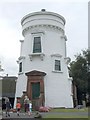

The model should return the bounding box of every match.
[0,0,88,76]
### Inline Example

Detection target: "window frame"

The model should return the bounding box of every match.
[31,32,44,54]
[51,54,63,73]
[33,36,42,53]
[55,60,61,71]
[18,56,25,75]
[19,62,22,73]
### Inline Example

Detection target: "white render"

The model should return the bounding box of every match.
[14,10,73,108]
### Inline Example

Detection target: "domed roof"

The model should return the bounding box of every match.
[21,9,66,25]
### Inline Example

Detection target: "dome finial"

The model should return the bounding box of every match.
[41,9,46,12]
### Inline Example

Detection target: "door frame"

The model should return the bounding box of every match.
[25,70,46,109]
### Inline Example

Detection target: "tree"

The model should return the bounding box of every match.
[68,49,90,104]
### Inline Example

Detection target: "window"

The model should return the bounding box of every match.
[55,60,61,71]
[19,62,22,72]
[33,37,41,53]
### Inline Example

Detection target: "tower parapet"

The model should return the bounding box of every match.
[21,9,66,36]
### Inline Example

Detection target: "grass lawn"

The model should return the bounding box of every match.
[43,108,89,118]
[44,115,88,118]
[50,108,88,112]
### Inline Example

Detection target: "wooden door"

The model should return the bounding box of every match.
[32,82,40,99]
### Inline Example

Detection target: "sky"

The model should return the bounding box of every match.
[0,0,88,76]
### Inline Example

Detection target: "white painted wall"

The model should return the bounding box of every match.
[14,10,73,108]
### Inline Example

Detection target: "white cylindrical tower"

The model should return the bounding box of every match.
[15,9,73,108]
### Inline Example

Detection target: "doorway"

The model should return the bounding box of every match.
[25,70,46,110]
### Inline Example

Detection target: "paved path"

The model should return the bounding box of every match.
[2,112,35,119]
[1,110,88,119]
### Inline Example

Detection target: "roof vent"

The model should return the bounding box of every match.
[41,9,46,12]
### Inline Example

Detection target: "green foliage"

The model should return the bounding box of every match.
[69,49,90,97]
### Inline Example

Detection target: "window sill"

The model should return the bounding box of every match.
[29,53,45,61]
[52,70,63,73]
[18,56,25,60]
